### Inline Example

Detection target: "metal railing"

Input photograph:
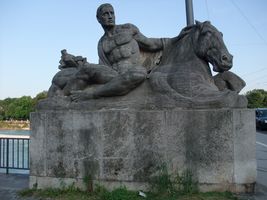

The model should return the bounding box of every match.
[0,136,30,174]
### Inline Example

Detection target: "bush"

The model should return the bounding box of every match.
[246,89,267,108]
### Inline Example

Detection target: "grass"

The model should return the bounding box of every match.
[19,186,143,200]
[19,186,238,200]
[19,184,93,200]
[149,166,198,197]
[19,168,239,200]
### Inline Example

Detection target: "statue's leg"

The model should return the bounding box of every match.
[48,68,78,97]
[70,66,146,101]
[77,64,118,84]
[92,66,146,98]
[64,64,118,96]
[47,84,64,97]
[63,78,88,96]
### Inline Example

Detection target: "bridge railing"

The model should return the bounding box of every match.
[0,135,30,174]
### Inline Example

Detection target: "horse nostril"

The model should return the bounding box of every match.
[221,54,233,64]
[222,55,228,61]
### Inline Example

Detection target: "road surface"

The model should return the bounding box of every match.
[256,130,267,188]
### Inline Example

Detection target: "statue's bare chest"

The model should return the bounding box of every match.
[102,31,138,52]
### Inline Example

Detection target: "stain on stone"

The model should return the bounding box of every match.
[244,182,256,193]
[53,161,66,177]
[56,145,65,153]
[78,125,98,155]
[134,161,155,181]
[133,152,161,182]
[114,167,121,176]
[103,158,124,179]
[74,160,79,177]
[83,160,99,179]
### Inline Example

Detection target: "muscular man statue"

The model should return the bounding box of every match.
[70,3,163,101]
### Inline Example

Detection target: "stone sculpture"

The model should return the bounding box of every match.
[46,3,247,108]
[31,4,256,193]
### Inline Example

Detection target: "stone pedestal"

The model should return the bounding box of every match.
[30,108,256,192]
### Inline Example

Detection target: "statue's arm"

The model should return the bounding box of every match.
[130,24,163,52]
[97,38,112,66]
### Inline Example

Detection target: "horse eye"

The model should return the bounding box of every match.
[220,32,223,37]
[205,31,212,36]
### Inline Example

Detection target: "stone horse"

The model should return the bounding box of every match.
[149,21,246,108]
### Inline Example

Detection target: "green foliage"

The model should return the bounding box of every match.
[0,98,13,120]
[149,166,198,199]
[0,91,47,120]
[19,184,88,200]
[32,91,48,107]
[19,183,238,200]
[246,89,267,108]
[18,165,236,200]
[19,188,36,197]
[149,165,175,195]
[177,169,199,194]
[83,175,93,192]
[94,185,143,200]
[5,96,34,120]
[19,185,143,200]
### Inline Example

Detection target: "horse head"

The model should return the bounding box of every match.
[194,21,233,72]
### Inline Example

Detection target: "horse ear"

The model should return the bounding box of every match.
[195,20,204,31]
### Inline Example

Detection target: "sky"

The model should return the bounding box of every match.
[0,0,267,99]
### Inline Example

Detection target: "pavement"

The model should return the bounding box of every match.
[0,173,37,200]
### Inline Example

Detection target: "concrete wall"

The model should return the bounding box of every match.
[30,109,256,192]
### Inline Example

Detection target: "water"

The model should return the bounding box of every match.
[0,130,30,174]
[0,130,30,136]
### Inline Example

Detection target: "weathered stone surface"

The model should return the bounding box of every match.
[30,3,254,195]
[213,71,246,93]
[30,108,256,192]
[38,78,248,111]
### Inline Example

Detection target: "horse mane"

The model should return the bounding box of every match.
[146,21,213,68]
[175,21,212,42]
[175,24,196,42]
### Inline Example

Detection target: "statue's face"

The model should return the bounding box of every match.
[98,5,115,27]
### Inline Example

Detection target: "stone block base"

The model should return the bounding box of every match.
[30,109,256,193]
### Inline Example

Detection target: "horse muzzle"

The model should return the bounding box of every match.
[220,53,233,69]
[213,53,233,72]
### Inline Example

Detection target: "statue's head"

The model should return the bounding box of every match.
[61,49,67,55]
[96,3,115,28]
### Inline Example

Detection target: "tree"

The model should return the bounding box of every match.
[0,102,4,120]
[33,91,48,107]
[0,98,16,120]
[0,91,48,120]
[5,96,34,120]
[245,89,267,108]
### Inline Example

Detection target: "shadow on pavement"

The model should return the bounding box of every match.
[0,173,36,200]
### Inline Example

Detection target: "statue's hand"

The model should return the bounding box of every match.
[70,91,94,102]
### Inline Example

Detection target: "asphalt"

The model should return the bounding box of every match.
[0,173,37,200]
